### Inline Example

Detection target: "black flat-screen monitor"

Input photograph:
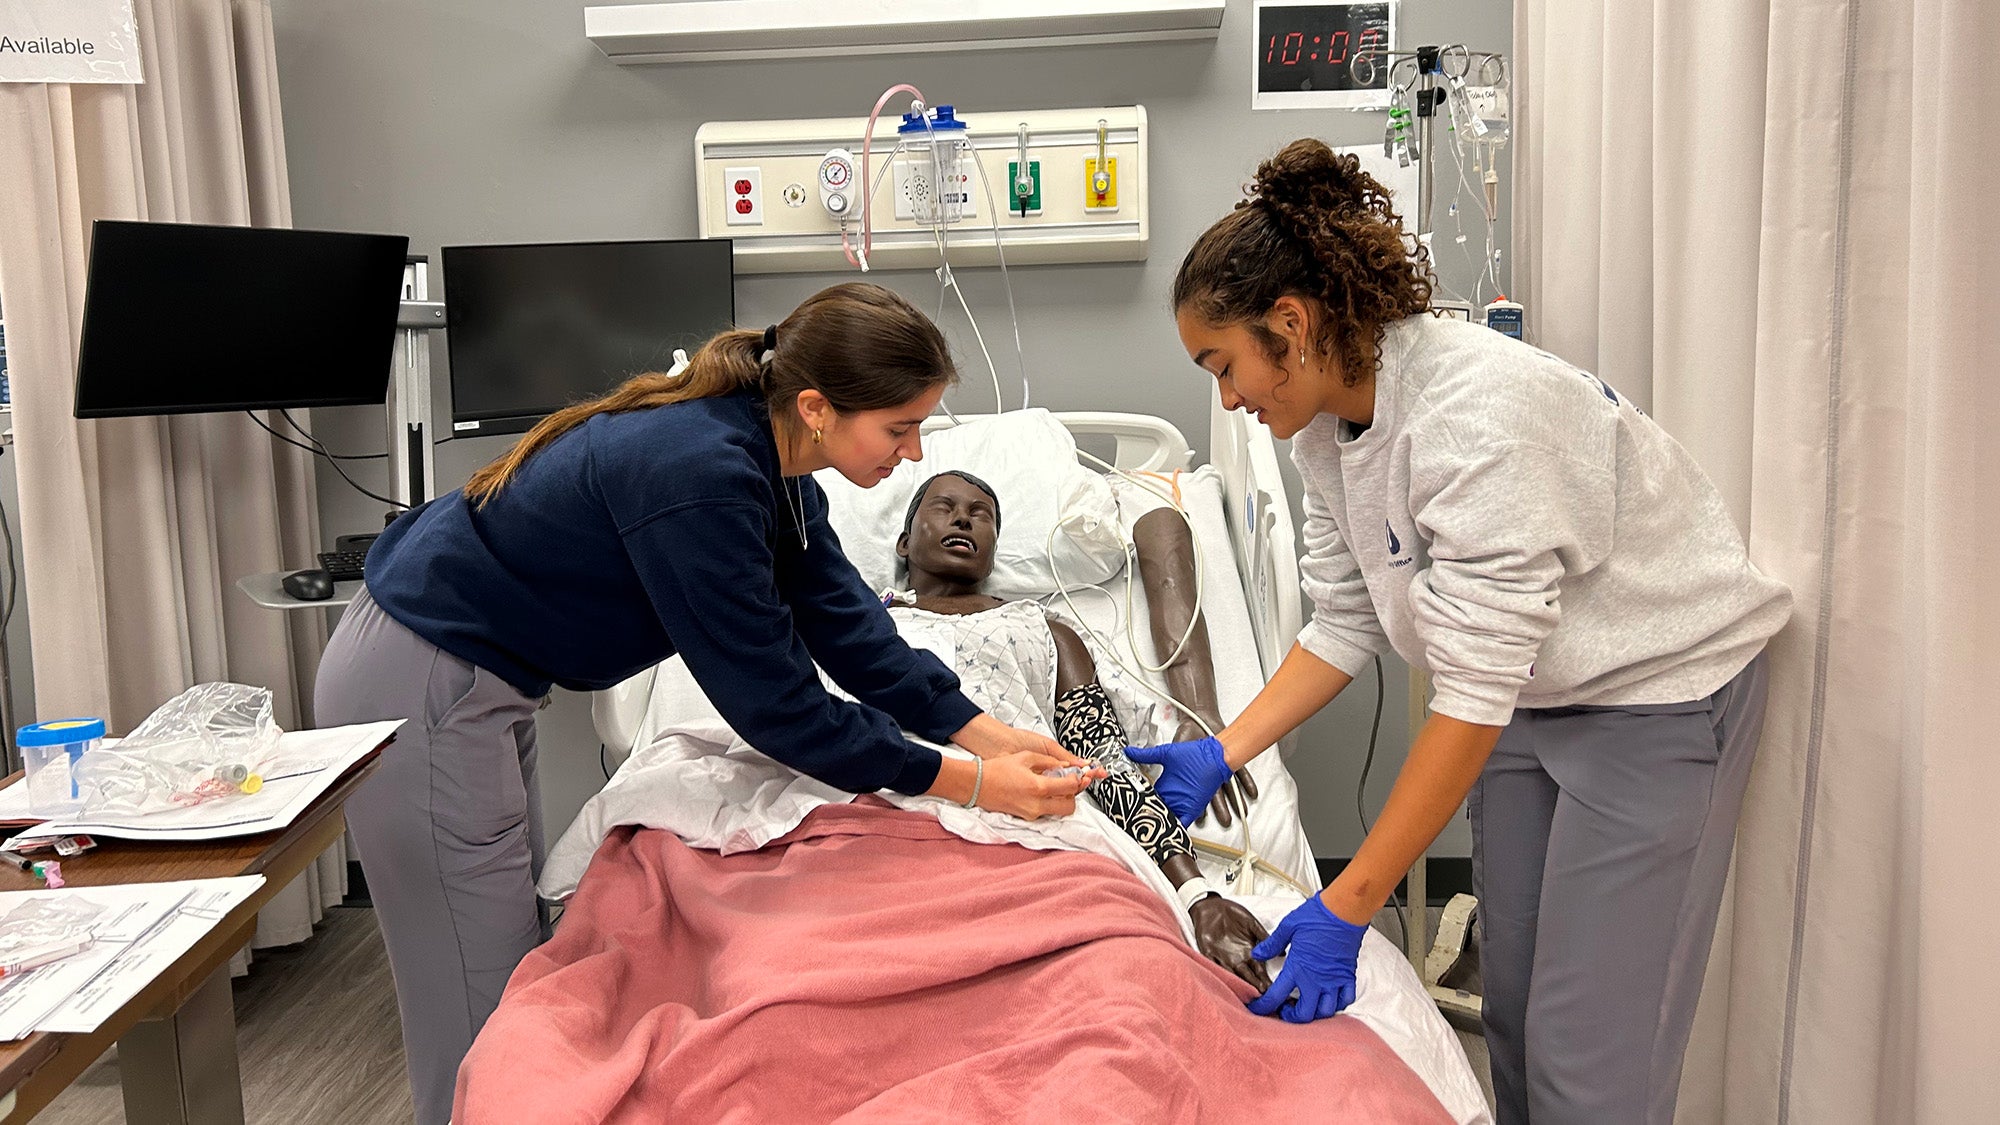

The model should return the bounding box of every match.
[74,220,410,418]
[442,239,735,437]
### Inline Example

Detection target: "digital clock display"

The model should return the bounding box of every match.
[1252,1,1395,110]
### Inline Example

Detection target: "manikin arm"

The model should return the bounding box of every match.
[1132,507,1258,826]
[1048,619,1268,990]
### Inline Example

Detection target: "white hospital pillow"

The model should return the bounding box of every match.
[816,409,1126,599]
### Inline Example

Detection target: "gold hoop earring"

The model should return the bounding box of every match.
[813,428,823,444]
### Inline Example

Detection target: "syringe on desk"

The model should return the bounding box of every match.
[0,937,93,978]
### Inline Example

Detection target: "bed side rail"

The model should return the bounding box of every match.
[1209,402,1301,679]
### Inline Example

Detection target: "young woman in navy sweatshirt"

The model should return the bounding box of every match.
[315,282,1091,1125]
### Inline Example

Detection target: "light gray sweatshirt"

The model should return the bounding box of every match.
[1291,314,1792,726]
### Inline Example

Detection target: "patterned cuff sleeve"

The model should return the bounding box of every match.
[1053,683,1194,865]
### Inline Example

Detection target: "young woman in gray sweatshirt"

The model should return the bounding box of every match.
[1129,138,1791,1125]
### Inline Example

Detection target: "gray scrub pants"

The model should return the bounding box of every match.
[1468,653,1768,1125]
[314,588,546,1125]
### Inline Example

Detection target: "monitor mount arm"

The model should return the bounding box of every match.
[387,257,445,516]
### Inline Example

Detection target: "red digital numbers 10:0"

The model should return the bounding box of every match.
[1265,26,1385,66]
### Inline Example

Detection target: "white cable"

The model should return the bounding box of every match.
[1480,139,1504,297]
[1038,580,1123,633]
[1442,104,1491,306]
[1026,449,1300,896]
[1038,456,1283,895]
[1067,454,1292,894]
[1046,505,1208,737]
[1438,49,1510,306]
[967,144,1032,411]
[856,101,1033,416]
[952,277,1005,414]
[1063,451,1205,683]
[903,112,1007,418]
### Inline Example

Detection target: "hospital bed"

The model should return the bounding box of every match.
[588,403,1302,774]
[455,404,1490,1123]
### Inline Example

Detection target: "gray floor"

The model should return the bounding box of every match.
[32,903,1492,1125]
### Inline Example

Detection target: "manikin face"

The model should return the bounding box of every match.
[897,474,999,589]
[806,383,947,488]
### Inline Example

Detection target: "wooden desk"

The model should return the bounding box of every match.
[0,738,388,1125]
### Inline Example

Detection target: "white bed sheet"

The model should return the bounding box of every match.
[545,466,1488,1124]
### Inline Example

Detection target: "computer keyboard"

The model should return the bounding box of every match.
[317,550,368,582]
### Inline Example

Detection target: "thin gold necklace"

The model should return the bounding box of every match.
[783,476,808,550]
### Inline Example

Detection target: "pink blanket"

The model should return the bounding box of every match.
[457,800,1451,1123]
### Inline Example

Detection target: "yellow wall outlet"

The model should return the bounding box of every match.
[1085,156,1118,212]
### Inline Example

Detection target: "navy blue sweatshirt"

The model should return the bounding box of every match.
[362,390,979,795]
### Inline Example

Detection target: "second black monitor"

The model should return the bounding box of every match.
[443,238,735,437]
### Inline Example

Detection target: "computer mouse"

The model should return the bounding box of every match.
[282,569,335,601]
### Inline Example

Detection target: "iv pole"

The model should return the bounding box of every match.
[1352,42,1507,1024]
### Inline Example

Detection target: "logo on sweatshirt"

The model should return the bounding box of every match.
[1562,362,1620,405]
[1387,521,1413,568]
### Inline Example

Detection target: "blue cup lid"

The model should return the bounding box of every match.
[19,718,107,746]
[897,104,968,134]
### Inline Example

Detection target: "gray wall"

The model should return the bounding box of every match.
[269,0,1511,859]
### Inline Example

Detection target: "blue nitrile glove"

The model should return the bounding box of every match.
[1247,894,1366,1024]
[1123,736,1230,826]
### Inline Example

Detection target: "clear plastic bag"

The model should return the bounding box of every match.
[0,897,103,966]
[72,683,284,817]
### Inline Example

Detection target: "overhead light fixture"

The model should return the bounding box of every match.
[584,1,1225,64]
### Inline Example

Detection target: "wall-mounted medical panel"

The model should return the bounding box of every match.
[694,106,1147,274]
[586,2,1222,64]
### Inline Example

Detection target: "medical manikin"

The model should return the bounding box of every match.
[889,471,1268,987]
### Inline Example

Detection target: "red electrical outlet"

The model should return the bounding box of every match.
[725,166,762,227]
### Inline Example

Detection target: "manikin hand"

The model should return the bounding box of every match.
[1122,736,1230,826]
[1177,718,1259,829]
[1189,893,1271,992]
[1247,895,1366,1024]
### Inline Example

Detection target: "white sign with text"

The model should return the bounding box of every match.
[0,0,141,84]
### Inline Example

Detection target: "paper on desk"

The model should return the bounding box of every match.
[37,877,264,1035]
[0,877,263,1040]
[5,721,400,843]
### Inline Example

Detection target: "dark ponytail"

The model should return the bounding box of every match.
[1171,138,1433,386]
[464,281,956,506]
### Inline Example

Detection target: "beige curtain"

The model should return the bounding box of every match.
[0,0,343,949]
[1517,0,2000,1120]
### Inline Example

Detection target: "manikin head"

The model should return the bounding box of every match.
[896,471,1003,595]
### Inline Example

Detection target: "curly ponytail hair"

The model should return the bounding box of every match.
[1171,138,1433,386]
